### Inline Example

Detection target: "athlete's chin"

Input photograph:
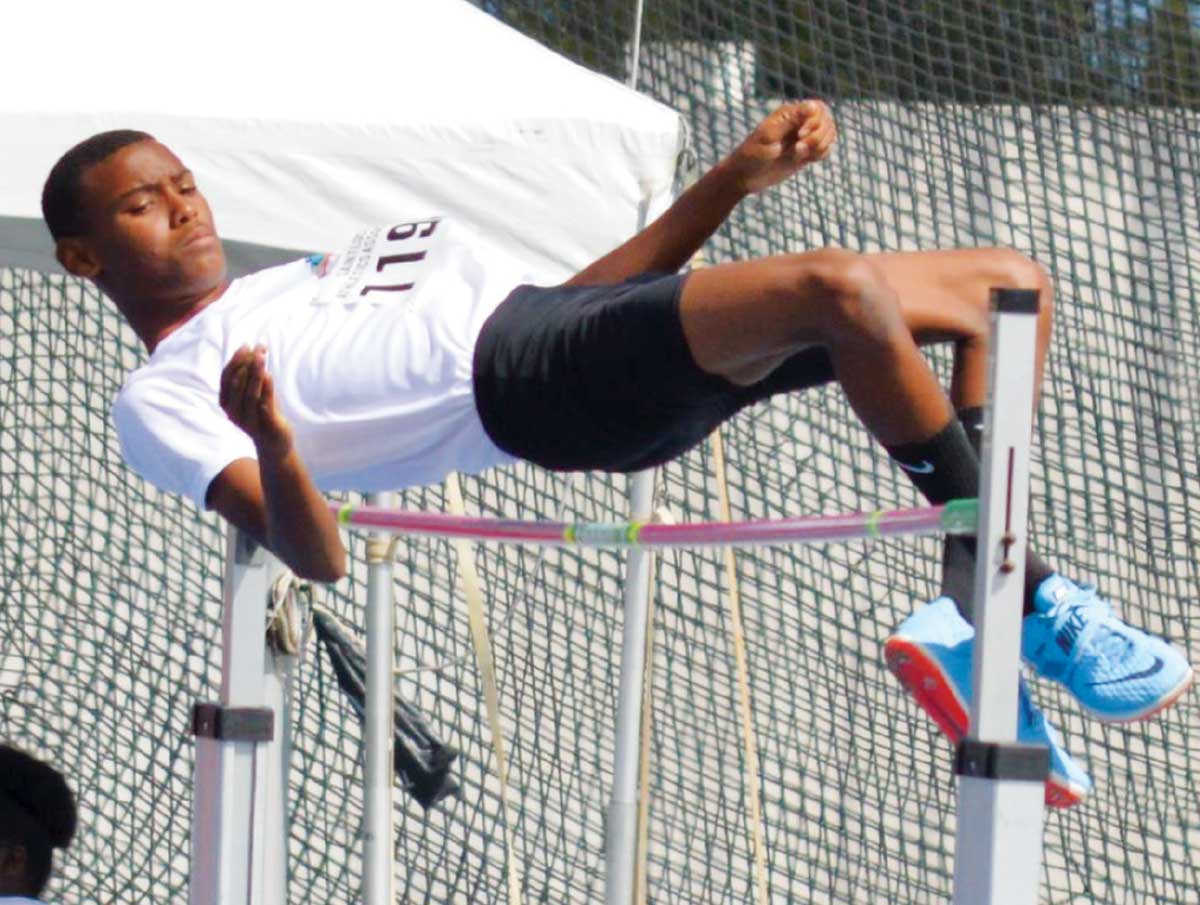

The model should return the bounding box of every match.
[175,250,227,292]
[140,266,226,311]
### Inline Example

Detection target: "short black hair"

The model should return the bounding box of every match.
[42,129,154,240]
[0,744,77,895]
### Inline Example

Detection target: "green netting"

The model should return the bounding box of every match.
[3,2,1198,903]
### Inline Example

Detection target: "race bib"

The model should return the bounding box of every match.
[311,217,442,305]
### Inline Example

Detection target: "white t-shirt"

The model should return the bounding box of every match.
[113,216,531,508]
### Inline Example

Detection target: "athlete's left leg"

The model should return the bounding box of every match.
[860,249,1192,726]
[844,252,1091,797]
[868,248,1057,617]
[692,245,1193,725]
[727,246,1054,410]
[869,247,1054,411]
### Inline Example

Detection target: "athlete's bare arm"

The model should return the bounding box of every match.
[206,344,347,582]
[565,100,836,287]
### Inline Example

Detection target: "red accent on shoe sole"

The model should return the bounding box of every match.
[884,638,968,742]
[1043,782,1085,809]
[884,636,1084,809]
[1080,665,1195,724]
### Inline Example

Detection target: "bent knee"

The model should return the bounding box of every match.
[789,248,902,341]
[985,248,1055,322]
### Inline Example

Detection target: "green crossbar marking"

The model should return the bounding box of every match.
[942,498,980,534]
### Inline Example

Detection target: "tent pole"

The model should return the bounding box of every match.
[606,469,657,905]
[604,17,670,903]
[607,35,657,899]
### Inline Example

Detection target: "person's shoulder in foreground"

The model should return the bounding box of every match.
[0,744,77,903]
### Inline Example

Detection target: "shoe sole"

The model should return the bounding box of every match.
[1083,666,1195,724]
[885,636,1087,809]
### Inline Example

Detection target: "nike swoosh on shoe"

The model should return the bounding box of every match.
[1086,657,1164,687]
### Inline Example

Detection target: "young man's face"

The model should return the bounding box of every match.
[66,139,226,300]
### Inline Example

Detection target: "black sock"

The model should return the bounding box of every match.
[884,418,981,621]
[884,418,980,505]
[940,536,979,621]
[955,406,986,449]
[951,406,1055,617]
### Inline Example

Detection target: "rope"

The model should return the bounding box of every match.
[266,571,313,657]
[634,507,672,905]
[445,473,523,905]
[687,240,767,902]
[711,430,770,905]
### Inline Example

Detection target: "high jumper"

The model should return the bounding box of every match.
[42,101,1192,806]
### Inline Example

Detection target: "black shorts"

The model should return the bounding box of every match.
[472,273,836,473]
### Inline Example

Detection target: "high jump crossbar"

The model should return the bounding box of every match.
[331,499,979,548]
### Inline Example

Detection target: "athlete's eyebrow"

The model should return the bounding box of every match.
[112,182,158,204]
[111,170,194,205]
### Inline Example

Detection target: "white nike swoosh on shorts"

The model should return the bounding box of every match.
[897,460,935,474]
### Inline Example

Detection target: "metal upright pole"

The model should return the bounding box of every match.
[261,617,293,905]
[952,289,1048,904]
[191,528,286,905]
[363,491,396,905]
[606,470,656,905]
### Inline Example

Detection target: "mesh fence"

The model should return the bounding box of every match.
[3,1,1199,903]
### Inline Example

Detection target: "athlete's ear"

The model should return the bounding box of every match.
[56,237,101,279]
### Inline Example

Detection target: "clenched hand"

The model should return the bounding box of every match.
[727,100,837,195]
[219,344,293,460]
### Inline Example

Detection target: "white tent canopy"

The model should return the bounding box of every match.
[1,0,685,279]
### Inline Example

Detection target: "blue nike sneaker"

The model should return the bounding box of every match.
[1015,680,1092,810]
[1022,575,1194,722]
[885,597,1091,808]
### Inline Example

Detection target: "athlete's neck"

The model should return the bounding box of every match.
[119,279,231,354]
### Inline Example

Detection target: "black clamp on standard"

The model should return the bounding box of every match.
[990,287,1040,315]
[955,739,1049,782]
[191,703,274,742]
